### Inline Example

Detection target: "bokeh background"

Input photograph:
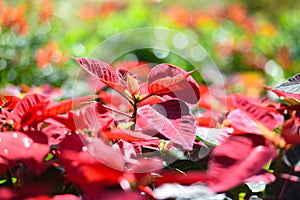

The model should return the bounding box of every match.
[1,0,300,97]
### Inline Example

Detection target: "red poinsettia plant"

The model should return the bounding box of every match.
[0,57,300,199]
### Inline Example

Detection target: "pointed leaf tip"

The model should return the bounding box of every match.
[147,64,200,104]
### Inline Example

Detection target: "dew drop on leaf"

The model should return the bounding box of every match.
[4,148,8,155]
[82,146,87,152]
[23,137,30,148]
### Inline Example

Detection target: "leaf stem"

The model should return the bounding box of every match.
[102,104,132,118]
[118,90,134,106]
[130,97,139,131]
[279,168,293,200]
[274,149,283,200]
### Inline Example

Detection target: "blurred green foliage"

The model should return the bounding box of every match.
[1,0,300,89]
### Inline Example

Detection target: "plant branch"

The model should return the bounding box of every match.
[116,90,134,106]
[274,149,284,200]
[102,104,132,118]
[130,97,139,131]
[279,168,293,200]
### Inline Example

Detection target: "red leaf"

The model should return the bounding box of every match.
[59,138,125,194]
[0,95,20,110]
[207,134,276,192]
[60,150,123,189]
[156,171,212,186]
[0,188,14,200]
[103,129,158,141]
[138,95,164,107]
[50,112,77,132]
[156,134,276,193]
[50,102,114,134]
[232,95,283,130]
[12,94,50,128]
[27,194,80,200]
[0,131,49,162]
[137,100,196,148]
[76,102,114,133]
[146,64,200,104]
[75,58,126,92]
[85,190,152,200]
[59,132,88,152]
[23,130,48,144]
[94,102,114,129]
[41,125,66,145]
[148,72,191,94]
[44,95,95,116]
[281,116,300,144]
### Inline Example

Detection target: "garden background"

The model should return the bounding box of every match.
[2,0,300,200]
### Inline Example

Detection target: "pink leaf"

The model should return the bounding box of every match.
[75,57,118,82]
[137,100,196,148]
[128,157,164,173]
[0,131,49,162]
[196,126,232,145]
[232,95,283,130]
[207,134,276,192]
[280,173,300,183]
[244,170,276,184]
[75,58,126,92]
[81,102,115,132]
[146,64,200,104]
[227,109,262,134]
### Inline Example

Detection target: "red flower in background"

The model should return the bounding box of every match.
[79,1,127,20]
[226,3,256,33]
[0,2,28,35]
[164,6,192,27]
[35,41,67,68]
[38,0,54,24]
